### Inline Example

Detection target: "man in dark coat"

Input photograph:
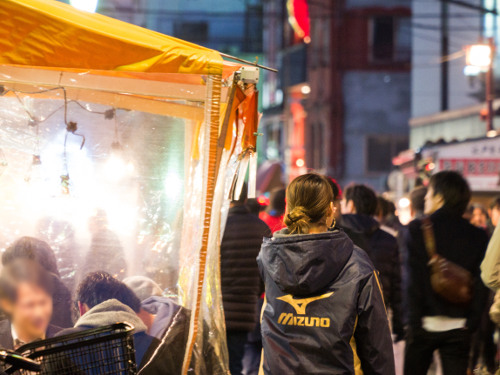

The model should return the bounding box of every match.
[221,183,270,374]
[0,260,61,354]
[404,171,489,375]
[341,184,404,341]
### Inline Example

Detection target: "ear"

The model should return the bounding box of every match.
[329,201,336,216]
[78,301,89,317]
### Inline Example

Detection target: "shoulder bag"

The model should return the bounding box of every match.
[421,217,473,305]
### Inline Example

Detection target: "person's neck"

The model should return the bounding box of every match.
[308,224,328,234]
[12,323,44,344]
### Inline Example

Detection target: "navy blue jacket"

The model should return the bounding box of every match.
[258,229,395,375]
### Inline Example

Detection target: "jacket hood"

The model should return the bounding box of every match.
[76,298,147,333]
[258,229,354,296]
[341,214,379,235]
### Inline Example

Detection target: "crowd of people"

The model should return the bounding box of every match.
[221,171,500,375]
[0,234,222,374]
[1,170,500,375]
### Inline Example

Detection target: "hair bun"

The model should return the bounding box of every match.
[284,206,311,234]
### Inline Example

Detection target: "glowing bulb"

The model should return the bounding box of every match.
[104,155,128,182]
[295,158,305,168]
[70,0,98,13]
[466,44,492,69]
[301,85,311,95]
[398,197,410,209]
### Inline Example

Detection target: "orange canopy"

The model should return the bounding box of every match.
[0,0,239,76]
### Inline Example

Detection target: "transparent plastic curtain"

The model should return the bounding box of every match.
[0,66,240,373]
[0,88,192,292]
[177,64,233,374]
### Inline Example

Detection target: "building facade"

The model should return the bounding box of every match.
[260,0,411,191]
[61,0,263,56]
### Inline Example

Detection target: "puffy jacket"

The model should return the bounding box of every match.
[341,214,404,338]
[221,205,271,331]
[407,208,489,331]
[257,229,395,375]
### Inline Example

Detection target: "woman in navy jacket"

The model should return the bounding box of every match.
[257,173,395,375]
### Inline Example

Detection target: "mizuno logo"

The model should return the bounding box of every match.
[277,292,334,314]
[277,313,331,327]
[276,292,334,328]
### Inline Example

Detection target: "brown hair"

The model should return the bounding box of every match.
[284,174,333,234]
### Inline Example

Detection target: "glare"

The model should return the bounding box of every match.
[69,0,98,13]
[103,155,131,182]
[301,85,311,95]
[466,44,492,69]
[487,129,498,138]
[464,65,481,76]
[164,172,183,199]
[398,197,410,209]
[295,158,305,168]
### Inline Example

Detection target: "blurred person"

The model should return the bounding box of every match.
[124,275,224,375]
[259,188,286,233]
[488,197,500,233]
[258,174,395,374]
[409,186,428,220]
[325,177,368,250]
[405,171,489,375]
[482,198,500,291]
[2,236,73,328]
[83,209,127,280]
[59,272,160,369]
[221,183,270,375]
[376,196,402,235]
[325,177,343,221]
[123,275,181,338]
[399,187,428,321]
[478,197,500,375]
[36,217,80,293]
[246,198,263,216]
[341,184,405,342]
[471,204,490,234]
[0,260,61,350]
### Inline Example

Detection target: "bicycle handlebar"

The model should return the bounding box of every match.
[0,350,41,372]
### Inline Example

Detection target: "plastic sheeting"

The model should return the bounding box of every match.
[0,70,244,374]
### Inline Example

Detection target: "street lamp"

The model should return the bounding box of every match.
[465,38,496,135]
[69,0,98,13]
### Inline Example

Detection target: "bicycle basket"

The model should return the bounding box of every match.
[13,322,137,375]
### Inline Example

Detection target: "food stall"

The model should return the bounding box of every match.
[0,0,262,373]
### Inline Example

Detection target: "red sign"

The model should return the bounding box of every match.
[287,0,310,43]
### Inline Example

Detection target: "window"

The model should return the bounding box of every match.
[366,135,408,173]
[173,21,209,44]
[370,16,411,64]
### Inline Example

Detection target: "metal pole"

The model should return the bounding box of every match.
[486,37,495,133]
[441,0,449,111]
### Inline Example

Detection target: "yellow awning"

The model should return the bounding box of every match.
[0,0,224,75]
